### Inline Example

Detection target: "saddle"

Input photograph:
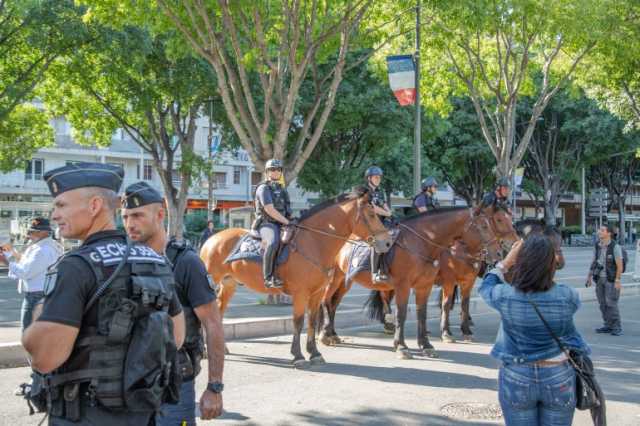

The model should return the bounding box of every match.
[224,232,291,265]
[346,239,398,286]
[247,224,297,245]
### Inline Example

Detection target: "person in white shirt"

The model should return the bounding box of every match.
[0,217,63,331]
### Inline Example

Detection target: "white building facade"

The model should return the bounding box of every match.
[0,115,320,234]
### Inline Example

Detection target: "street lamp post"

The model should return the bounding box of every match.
[413,0,421,196]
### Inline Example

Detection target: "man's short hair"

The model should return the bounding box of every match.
[600,223,613,235]
[83,187,120,212]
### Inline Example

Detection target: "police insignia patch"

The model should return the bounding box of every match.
[43,271,57,296]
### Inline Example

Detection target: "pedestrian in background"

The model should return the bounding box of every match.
[0,217,63,331]
[586,224,624,336]
[200,220,215,248]
[480,236,590,425]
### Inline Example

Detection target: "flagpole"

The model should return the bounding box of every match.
[413,0,421,196]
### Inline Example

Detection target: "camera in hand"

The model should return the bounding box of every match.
[592,263,604,282]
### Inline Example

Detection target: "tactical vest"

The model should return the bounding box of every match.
[45,237,180,419]
[255,181,290,224]
[592,241,619,282]
[165,240,205,381]
[413,192,439,211]
[370,186,386,209]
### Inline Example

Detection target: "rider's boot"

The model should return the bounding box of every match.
[371,251,388,284]
[263,245,283,289]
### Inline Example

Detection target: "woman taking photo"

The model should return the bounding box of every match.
[480,235,590,425]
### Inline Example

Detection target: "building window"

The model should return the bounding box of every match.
[215,172,227,189]
[144,160,153,181]
[232,219,245,228]
[25,159,44,180]
[233,166,241,185]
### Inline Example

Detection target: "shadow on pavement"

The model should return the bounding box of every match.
[227,354,498,392]
[286,408,497,426]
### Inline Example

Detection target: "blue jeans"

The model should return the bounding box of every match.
[21,291,44,331]
[156,379,196,426]
[499,362,576,426]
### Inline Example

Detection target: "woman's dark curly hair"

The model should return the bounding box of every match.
[511,234,556,293]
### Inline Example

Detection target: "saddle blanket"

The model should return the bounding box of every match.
[224,233,289,265]
[345,242,396,286]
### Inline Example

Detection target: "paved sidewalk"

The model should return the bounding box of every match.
[1,296,638,425]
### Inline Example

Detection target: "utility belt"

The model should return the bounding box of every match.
[25,373,90,422]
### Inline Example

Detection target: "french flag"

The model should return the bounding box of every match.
[386,55,416,106]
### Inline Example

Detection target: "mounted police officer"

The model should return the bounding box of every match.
[253,159,293,289]
[121,182,225,425]
[364,166,393,283]
[22,162,185,425]
[413,176,440,213]
[482,177,512,213]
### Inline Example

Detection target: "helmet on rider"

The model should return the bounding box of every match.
[496,176,511,188]
[265,158,283,171]
[421,176,438,192]
[364,166,383,178]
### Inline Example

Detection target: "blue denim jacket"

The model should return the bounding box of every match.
[480,269,591,365]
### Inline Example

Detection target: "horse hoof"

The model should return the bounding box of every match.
[224,344,230,355]
[422,348,439,358]
[320,334,334,346]
[293,359,310,369]
[310,355,326,365]
[330,335,342,345]
[396,349,413,360]
[441,334,456,344]
[463,334,473,342]
[383,323,395,334]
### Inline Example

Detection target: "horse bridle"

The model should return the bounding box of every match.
[293,195,388,247]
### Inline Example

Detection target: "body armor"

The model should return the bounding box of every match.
[44,237,179,420]
[413,192,440,212]
[254,181,291,225]
[165,240,205,381]
[370,186,386,209]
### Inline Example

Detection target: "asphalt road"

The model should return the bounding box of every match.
[1,295,638,425]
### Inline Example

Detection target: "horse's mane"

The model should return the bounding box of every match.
[400,206,468,225]
[298,186,369,221]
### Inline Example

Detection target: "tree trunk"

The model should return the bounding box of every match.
[619,195,626,244]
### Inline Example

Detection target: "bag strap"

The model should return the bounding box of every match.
[528,298,570,355]
[83,238,133,315]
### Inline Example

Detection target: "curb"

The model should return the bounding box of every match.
[3,283,639,369]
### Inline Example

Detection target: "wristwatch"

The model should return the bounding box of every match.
[207,381,224,393]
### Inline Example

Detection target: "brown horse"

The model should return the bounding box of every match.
[200,187,392,368]
[437,218,566,343]
[320,205,518,359]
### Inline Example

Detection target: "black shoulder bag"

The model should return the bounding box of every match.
[528,299,607,426]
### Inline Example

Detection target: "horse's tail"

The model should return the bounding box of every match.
[364,290,386,323]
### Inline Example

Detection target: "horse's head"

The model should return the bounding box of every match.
[348,186,392,253]
[478,200,519,252]
[516,219,565,270]
[458,208,504,265]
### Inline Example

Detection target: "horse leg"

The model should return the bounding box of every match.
[290,293,308,369]
[393,285,412,359]
[328,285,348,343]
[440,283,456,343]
[460,280,474,341]
[306,289,325,364]
[216,276,237,355]
[415,285,438,358]
[381,290,396,334]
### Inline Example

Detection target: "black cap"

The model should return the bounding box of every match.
[27,217,52,232]
[44,162,124,197]
[122,181,163,209]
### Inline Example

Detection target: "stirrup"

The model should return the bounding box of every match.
[264,276,284,289]
[372,273,388,284]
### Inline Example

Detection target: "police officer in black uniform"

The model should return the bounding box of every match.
[22,162,185,425]
[413,176,440,213]
[253,159,293,289]
[482,176,512,213]
[121,182,225,425]
[364,166,393,283]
